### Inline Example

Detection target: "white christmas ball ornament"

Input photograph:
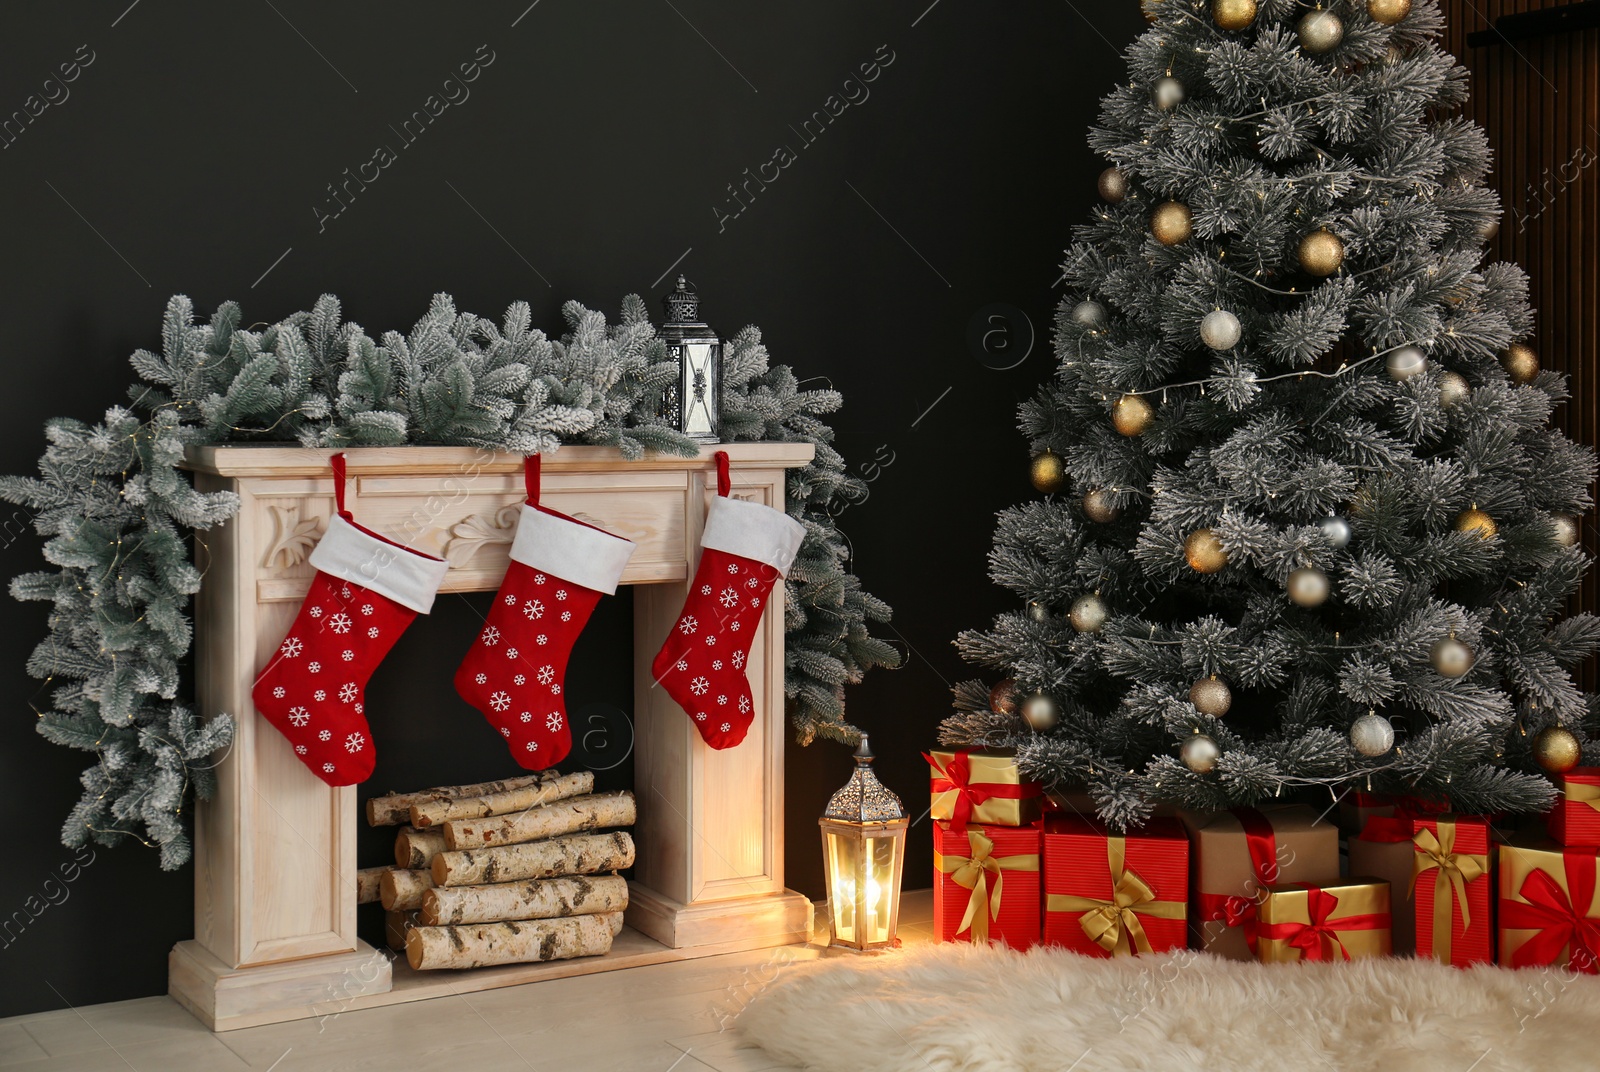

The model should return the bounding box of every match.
[1181,734,1221,774]
[1386,346,1428,381]
[1318,515,1352,549]
[1350,713,1395,757]
[1072,300,1106,329]
[1298,10,1344,53]
[1200,309,1242,350]
[1153,76,1185,111]
[1286,566,1331,607]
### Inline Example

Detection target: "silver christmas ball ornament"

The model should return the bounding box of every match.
[1200,309,1243,351]
[1430,635,1475,678]
[1020,691,1060,733]
[1298,9,1344,53]
[1350,712,1395,757]
[1287,566,1331,607]
[1070,593,1108,633]
[1181,734,1221,774]
[1318,515,1352,549]
[1553,513,1581,548]
[1072,300,1106,329]
[1386,346,1428,381]
[1153,75,1185,111]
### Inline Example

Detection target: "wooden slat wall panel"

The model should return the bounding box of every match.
[1442,2,1600,689]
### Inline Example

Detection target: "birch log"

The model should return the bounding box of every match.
[409,771,595,828]
[441,791,635,850]
[395,826,448,870]
[356,866,395,904]
[432,831,635,887]
[385,909,421,952]
[405,913,624,970]
[379,868,436,911]
[420,875,630,926]
[366,773,563,826]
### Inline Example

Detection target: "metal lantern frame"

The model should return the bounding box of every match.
[657,274,722,442]
[818,735,908,952]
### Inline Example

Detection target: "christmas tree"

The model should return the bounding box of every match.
[946,0,1599,830]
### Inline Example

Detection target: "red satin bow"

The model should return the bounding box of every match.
[923,750,1037,834]
[1502,848,1600,974]
[1257,887,1388,962]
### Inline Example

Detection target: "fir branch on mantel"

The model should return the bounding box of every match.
[0,293,899,869]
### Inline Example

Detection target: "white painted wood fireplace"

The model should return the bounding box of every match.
[168,444,816,1030]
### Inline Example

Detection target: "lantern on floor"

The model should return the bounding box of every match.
[819,735,909,952]
[657,275,722,441]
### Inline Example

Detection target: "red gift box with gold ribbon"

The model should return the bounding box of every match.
[924,749,1043,834]
[933,820,1042,950]
[1411,815,1494,966]
[1499,839,1600,973]
[1548,768,1600,848]
[1042,814,1187,957]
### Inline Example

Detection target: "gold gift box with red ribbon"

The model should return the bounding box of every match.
[933,820,1041,950]
[1256,880,1393,963]
[1043,813,1188,957]
[1411,815,1494,966]
[1498,839,1600,974]
[1548,768,1600,848]
[924,749,1043,833]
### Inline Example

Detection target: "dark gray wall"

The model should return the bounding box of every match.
[0,1,1140,1017]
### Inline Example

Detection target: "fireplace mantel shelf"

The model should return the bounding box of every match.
[169,444,816,1031]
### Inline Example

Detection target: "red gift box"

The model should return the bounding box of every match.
[933,820,1041,950]
[1043,814,1187,956]
[1548,769,1600,848]
[1499,840,1600,973]
[1412,815,1494,965]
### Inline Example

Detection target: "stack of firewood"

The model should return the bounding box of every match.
[355,770,635,971]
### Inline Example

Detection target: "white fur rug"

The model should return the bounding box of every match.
[736,943,1600,1072]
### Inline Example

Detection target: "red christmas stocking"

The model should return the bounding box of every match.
[453,456,636,769]
[651,452,805,749]
[252,453,448,786]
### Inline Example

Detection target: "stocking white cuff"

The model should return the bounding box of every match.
[510,506,636,595]
[309,516,450,614]
[701,496,806,576]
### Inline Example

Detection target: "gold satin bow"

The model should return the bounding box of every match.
[936,829,1040,944]
[1410,823,1488,962]
[1046,837,1185,956]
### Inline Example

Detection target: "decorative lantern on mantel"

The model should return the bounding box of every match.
[658,275,722,442]
[818,734,908,952]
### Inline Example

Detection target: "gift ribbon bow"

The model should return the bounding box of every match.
[1410,823,1488,963]
[923,750,1039,834]
[1257,887,1388,962]
[1196,808,1277,952]
[1565,780,1600,817]
[1046,837,1184,956]
[936,828,1040,944]
[1502,848,1600,974]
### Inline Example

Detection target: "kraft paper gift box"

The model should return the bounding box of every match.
[1411,814,1494,965]
[1347,814,1419,955]
[1256,880,1393,962]
[1042,814,1187,956]
[1498,839,1600,973]
[1179,805,1340,961]
[924,749,1043,833]
[933,820,1042,950]
[1548,768,1600,848]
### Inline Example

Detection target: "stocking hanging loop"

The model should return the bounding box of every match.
[330,452,351,519]
[525,454,541,507]
[715,451,731,498]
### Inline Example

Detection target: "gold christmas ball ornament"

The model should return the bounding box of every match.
[1430,635,1475,679]
[1298,9,1345,53]
[989,678,1019,716]
[1501,342,1540,384]
[1350,712,1396,757]
[1297,229,1345,276]
[1153,75,1186,111]
[1112,393,1156,436]
[1552,513,1581,548]
[1367,0,1413,26]
[1189,676,1233,717]
[1533,725,1583,774]
[1026,600,1053,624]
[1098,166,1129,204]
[1386,346,1428,381]
[1030,449,1067,494]
[1072,300,1107,329]
[1455,506,1498,540]
[1185,528,1230,574]
[1287,565,1331,607]
[1082,488,1121,523]
[1070,593,1108,633]
[1212,0,1257,31]
[1200,309,1242,351]
[1181,734,1221,774]
[1150,201,1193,246]
[1318,514,1352,549]
[1020,691,1061,733]
[1438,370,1471,408]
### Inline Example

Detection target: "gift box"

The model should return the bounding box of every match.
[1348,814,1419,955]
[1180,805,1340,960]
[1498,839,1600,973]
[924,749,1043,833]
[1256,880,1393,962]
[1411,815,1494,965]
[1548,769,1600,848]
[1042,814,1187,956]
[1338,792,1449,838]
[933,820,1042,950]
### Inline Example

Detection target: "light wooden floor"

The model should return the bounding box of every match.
[0,891,936,1072]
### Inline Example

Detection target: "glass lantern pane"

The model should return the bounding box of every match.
[863,834,898,946]
[824,831,860,945]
